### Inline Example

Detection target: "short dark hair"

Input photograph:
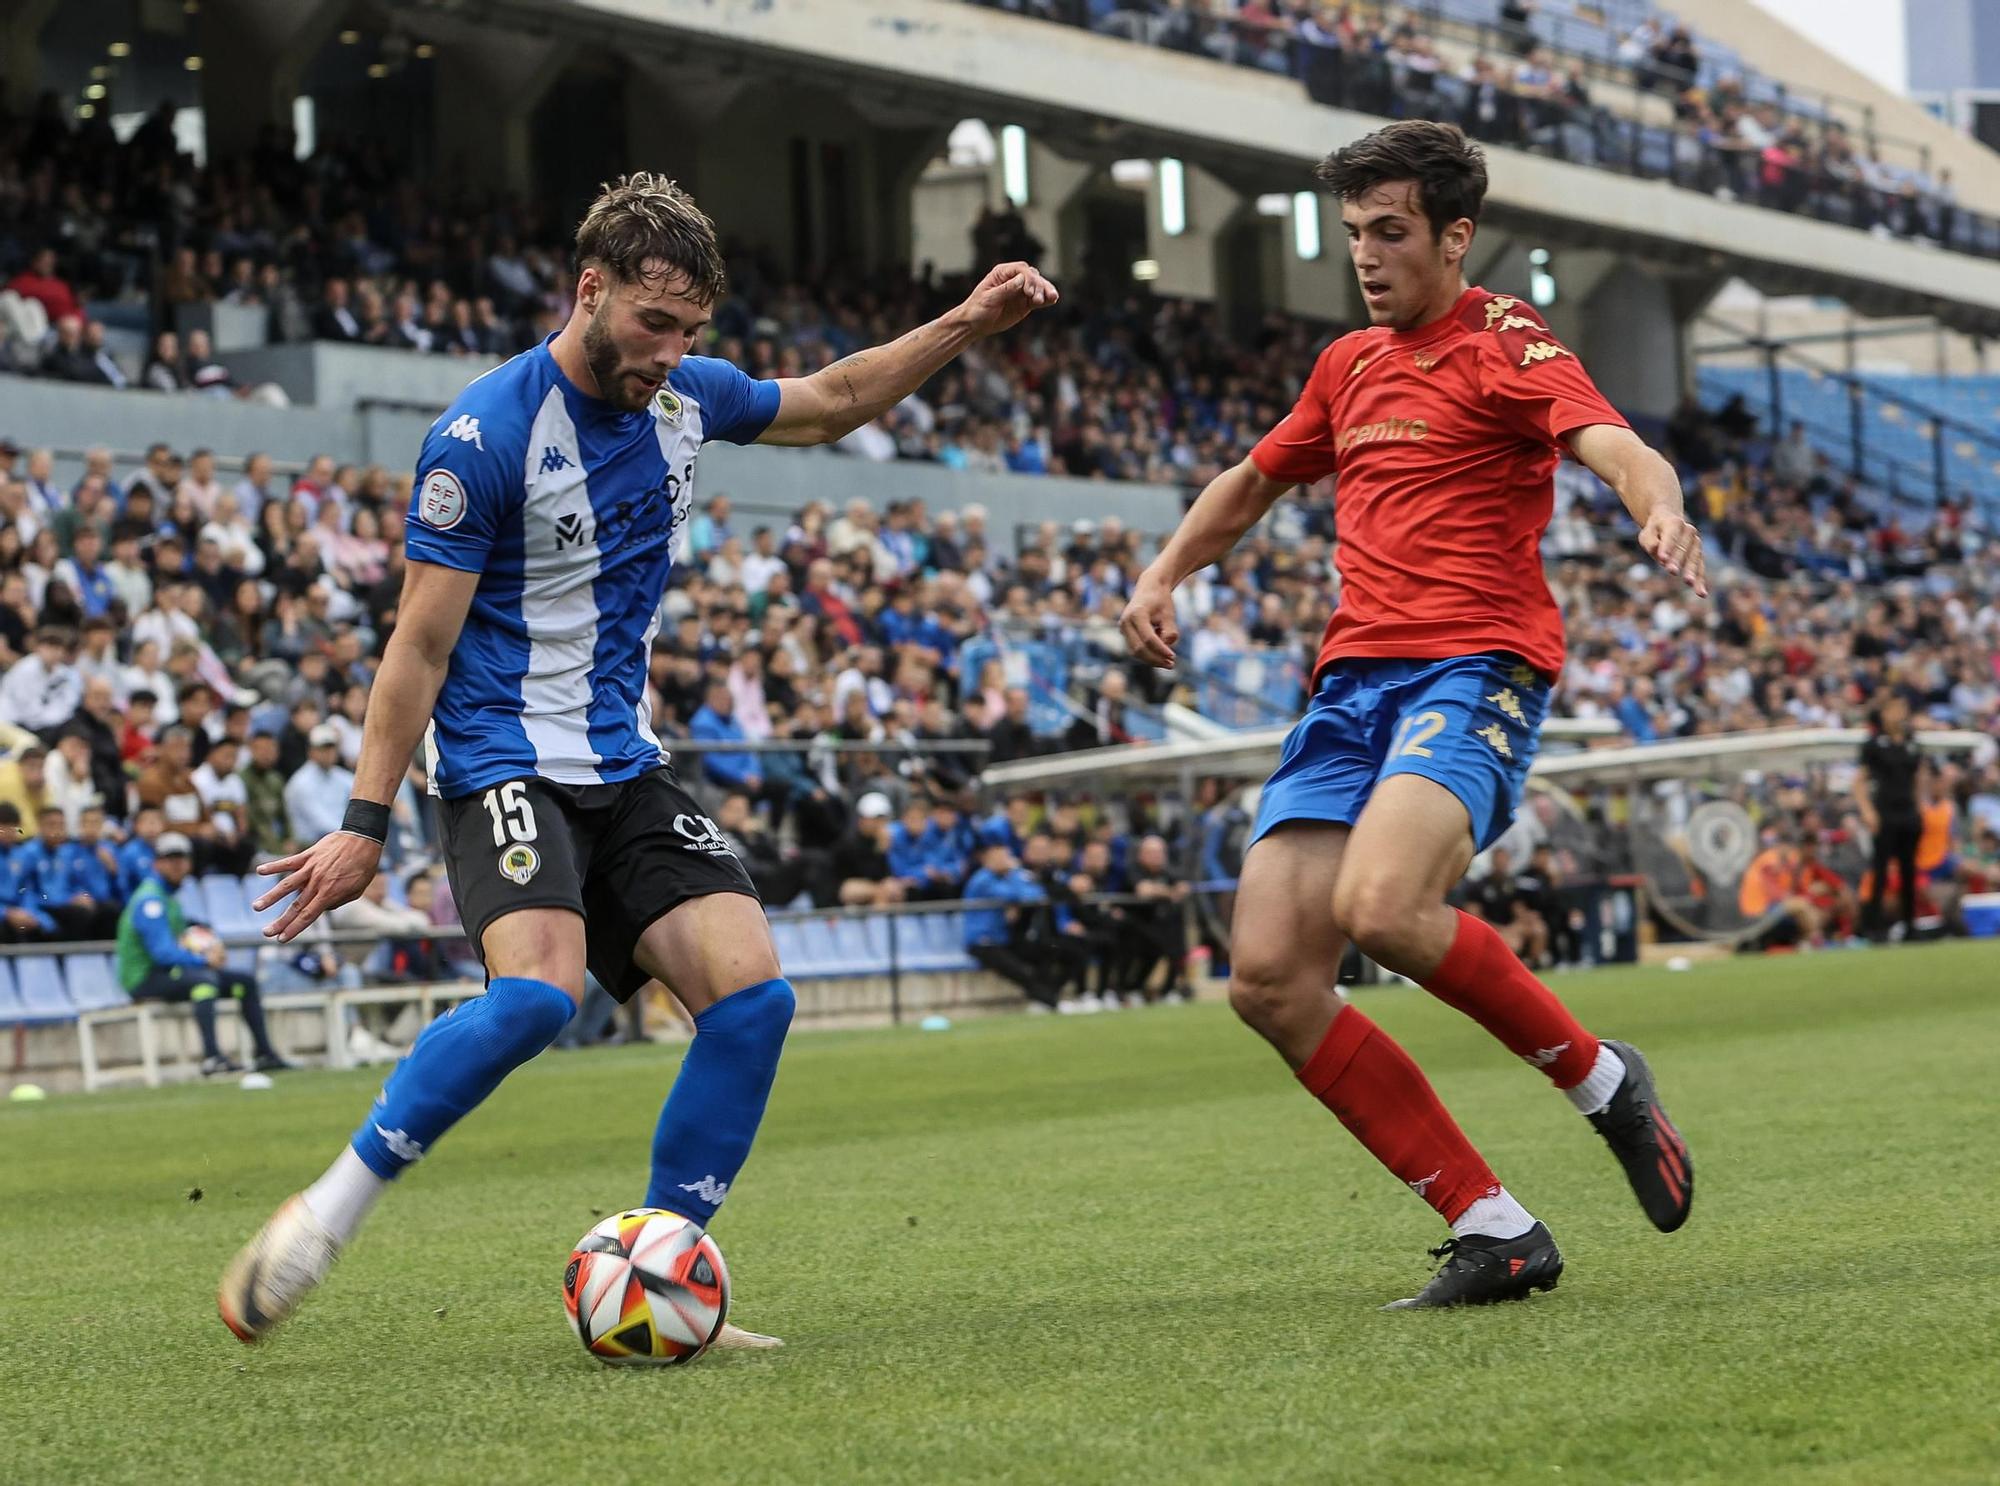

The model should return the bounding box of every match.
[1315,120,1488,239]
[573,172,727,306]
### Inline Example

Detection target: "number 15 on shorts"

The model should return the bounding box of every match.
[483,781,539,845]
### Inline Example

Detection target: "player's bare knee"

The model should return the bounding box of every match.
[1227,959,1313,1039]
[1334,875,1417,963]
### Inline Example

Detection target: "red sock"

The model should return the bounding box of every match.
[1297,1004,1500,1225]
[1425,909,1600,1088]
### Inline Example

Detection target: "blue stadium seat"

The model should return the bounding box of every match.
[860,913,893,965]
[64,954,130,1013]
[14,956,74,1022]
[829,917,877,973]
[201,874,252,931]
[175,878,208,925]
[0,961,24,1024]
[901,911,975,973]
[194,875,262,974]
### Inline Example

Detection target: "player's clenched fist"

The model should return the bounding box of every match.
[959,261,1059,338]
[1120,579,1181,669]
[1637,509,1709,599]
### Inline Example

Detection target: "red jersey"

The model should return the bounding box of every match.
[1251,286,1626,680]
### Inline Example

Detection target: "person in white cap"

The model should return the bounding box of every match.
[116,832,290,1076]
[282,725,354,844]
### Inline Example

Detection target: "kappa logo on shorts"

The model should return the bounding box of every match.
[673,814,735,857]
[499,843,541,884]
[1476,723,1514,759]
[1485,687,1527,725]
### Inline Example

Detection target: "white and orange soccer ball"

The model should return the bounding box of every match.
[180,925,221,958]
[564,1208,729,1365]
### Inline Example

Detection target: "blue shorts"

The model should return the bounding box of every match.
[1250,652,1550,853]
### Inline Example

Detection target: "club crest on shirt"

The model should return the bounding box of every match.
[1412,350,1441,372]
[654,385,683,424]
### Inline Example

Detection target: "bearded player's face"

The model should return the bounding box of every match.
[578,262,712,412]
[1342,182,1470,332]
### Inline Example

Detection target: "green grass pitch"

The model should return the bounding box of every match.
[4,943,1997,1484]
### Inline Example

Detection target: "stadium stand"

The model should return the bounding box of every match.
[4,1,1999,1089]
[966,0,1995,258]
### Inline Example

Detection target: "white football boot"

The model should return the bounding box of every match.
[217,1195,341,1343]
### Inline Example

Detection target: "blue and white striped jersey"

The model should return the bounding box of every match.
[406,336,779,799]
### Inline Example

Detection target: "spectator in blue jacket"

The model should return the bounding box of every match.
[922,799,975,890]
[72,805,122,906]
[13,805,117,939]
[1,807,56,944]
[978,796,1033,856]
[689,678,762,793]
[889,799,956,900]
[962,840,1059,1007]
[118,806,165,901]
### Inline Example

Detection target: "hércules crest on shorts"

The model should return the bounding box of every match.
[499,843,541,884]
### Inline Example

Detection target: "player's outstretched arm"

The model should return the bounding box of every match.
[1567,423,1709,599]
[1120,458,1294,668]
[755,261,1058,446]
[253,560,479,941]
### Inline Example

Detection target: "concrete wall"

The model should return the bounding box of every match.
[0,375,1189,551]
[219,343,500,414]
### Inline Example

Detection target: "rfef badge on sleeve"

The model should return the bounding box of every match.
[418,469,467,529]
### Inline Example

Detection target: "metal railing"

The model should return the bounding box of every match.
[1692,322,2000,514]
[2,888,1183,1038]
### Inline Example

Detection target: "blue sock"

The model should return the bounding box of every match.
[350,976,574,1180]
[645,977,795,1224]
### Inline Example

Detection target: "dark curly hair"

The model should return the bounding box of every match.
[1315,121,1489,239]
[572,172,727,306]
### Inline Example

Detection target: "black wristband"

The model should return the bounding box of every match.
[340,800,391,844]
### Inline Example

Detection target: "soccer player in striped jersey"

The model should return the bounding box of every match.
[1122,122,1699,1309]
[218,175,1056,1345]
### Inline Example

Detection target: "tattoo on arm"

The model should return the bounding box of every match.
[824,352,869,408]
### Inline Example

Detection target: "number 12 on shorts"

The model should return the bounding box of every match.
[483,781,539,846]
[1393,710,1447,758]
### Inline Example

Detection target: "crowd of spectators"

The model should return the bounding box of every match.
[2,368,1997,946]
[963,1,1975,252]
[0,89,575,385]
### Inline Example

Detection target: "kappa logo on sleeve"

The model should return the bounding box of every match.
[418,470,468,530]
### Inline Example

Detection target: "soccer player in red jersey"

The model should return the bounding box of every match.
[1121,121,1701,1309]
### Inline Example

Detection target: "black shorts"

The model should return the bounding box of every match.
[435,766,759,1001]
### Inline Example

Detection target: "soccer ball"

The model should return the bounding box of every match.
[181,925,220,958]
[564,1209,729,1365]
